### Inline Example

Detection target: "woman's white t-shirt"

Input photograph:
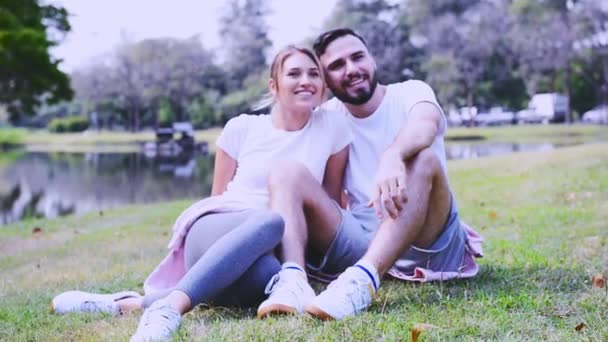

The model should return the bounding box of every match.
[215,109,352,209]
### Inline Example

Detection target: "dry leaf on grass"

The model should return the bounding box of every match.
[488,211,497,220]
[575,322,585,332]
[32,227,43,238]
[591,274,605,288]
[411,323,436,342]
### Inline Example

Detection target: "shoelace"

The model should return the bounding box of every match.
[264,273,281,295]
[80,300,113,314]
[140,304,179,334]
[263,272,308,307]
[326,271,370,312]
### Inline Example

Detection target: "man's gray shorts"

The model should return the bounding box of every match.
[306,197,466,282]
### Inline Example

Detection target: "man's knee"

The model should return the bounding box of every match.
[406,147,442,181]
[268,162,313,192]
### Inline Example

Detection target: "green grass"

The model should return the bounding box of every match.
[446,124,608,144]
[0,127,25,146]
[1,144,607,340]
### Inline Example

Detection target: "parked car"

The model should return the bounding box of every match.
[582,105,608,125]
[474,107,515,126]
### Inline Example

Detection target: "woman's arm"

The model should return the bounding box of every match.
[322,146,349,207]
[211,148,238,196]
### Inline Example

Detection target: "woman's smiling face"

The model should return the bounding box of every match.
[271,51,325,113]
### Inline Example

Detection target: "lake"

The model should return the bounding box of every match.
[0,141,576,225]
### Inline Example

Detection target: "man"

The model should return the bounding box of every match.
[257,28,483,320]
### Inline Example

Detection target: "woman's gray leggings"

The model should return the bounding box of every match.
[142,210,283,309]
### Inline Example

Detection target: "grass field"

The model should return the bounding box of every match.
[1,140,606,341]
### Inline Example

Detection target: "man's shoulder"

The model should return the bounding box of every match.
[388,79,434,94]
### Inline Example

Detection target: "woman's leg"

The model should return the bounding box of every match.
[138,210,284,312]
[130,210,284,340]
[172,210,284,312]
[213,252,281,307]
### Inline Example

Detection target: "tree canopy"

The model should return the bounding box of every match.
[0,0,73,123]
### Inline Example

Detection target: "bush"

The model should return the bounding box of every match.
[48,116,90,133]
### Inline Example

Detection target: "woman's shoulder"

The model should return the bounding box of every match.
[225,113,269,129]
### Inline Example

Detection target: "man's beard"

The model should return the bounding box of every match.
[330,72,378,105]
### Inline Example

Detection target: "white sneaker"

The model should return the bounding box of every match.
[257,268,315,318]
[130,299,181,342]
[51,290,141,315]
[306,266,376,320]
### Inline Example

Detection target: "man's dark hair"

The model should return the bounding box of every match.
[312,28,368,57]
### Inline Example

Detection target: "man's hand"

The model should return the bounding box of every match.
[368,148,407,220]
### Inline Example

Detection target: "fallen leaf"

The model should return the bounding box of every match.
[162,232,169,236]
[411,323,436,342]
[592,274,605,288]
[32,227,43,238]
[488,211,497,220]
[575,322,585,332]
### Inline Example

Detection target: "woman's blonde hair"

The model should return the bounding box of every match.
[252,45,327,112]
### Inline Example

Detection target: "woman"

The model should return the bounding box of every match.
[51,45,352,342]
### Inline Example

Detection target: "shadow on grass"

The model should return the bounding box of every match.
[184,263,591,323]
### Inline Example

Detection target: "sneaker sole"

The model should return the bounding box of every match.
[305,304,334,321]
[257,304,298,319]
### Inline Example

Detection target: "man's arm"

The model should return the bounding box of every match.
[388,101,442,161]
[369,101,443,219]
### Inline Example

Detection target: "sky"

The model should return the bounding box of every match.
[50,0,339,72]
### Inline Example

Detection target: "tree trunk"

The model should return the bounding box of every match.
[565,61,572,124]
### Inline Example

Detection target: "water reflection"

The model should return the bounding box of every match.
[0,151,214,225]
[445,142,559,160]
[0,141,579,225]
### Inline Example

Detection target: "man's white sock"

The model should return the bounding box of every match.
[354,259,380,291]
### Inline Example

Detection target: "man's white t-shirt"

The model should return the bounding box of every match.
[322,80,448,230]
[216,109,352,209]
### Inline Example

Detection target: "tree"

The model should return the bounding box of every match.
[0,0,73,123]
[421,1,513,109]
[219,0,272,91]
[71,37,223,131]
[323,0,419,83]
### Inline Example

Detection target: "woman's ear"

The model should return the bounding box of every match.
[269,79,277,97]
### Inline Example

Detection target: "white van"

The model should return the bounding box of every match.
[518,93,569,124]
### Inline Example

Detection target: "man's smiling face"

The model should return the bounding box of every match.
[319,35,378,105]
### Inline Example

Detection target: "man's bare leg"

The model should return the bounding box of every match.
[363,148,451,275]
[306,148,452,320]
